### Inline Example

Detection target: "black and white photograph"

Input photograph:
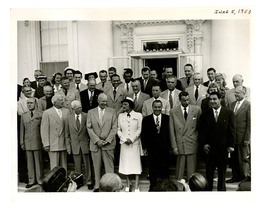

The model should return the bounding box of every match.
[3,2,255,202]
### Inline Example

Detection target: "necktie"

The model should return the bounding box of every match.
[102,82,105,88]
[99,109,104,124]
[126,83,129,92]
[187,77,190,86]
[76,115,80,130]
[77,84,79,91]
[144,79,147,90]
[30,111,33,118]
[134,93,138,105]
[156,116,160,133]
[215,110,218,122]
[195,86,199,101]
[169,90,173,108]
[113,88,117,100]
[234,101,240,113]
[127,113,130,118]
[89,91,94,106]
[64,89,67,96]
[58,109,62,119]
[184,107,188,120]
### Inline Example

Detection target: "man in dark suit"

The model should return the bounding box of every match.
[126,79,150,113]
[159,67,182,91]
[199,91,235,191]
[80,79,103,113]
[226,86,250,183]
[141,100,171,191]
[31,70,43,90]
[137,66,158,97]
[65,100,93,189]
[203,67,216,87]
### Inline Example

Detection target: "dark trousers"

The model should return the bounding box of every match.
[206,153,228,191]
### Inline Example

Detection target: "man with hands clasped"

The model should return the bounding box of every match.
[199,92,235,191]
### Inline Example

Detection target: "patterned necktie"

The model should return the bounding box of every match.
[215,110,218,122]
[184,107,188,121]
[156,116,160,133]
[169,90,173,108]
[99,109,104,125]
[195,86,199,101]
[30,111,33,118]
[77,84,79,91]
[113,88,117,100]
[144,79,147,90]
[89,91,94,106]
[76,115,80,130]
[134,93,138,105]
[234,101,240,113]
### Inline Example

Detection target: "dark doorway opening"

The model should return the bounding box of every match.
[145,58,177,80]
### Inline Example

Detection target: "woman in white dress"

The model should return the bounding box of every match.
[117,97,143,192]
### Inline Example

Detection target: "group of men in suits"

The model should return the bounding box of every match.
[18,64,250,192]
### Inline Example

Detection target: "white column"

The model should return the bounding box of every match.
[67,21,79,68]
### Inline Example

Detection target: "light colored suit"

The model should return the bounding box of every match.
[72,82,87,92]
[179,76,194,91]
[20,109,44,184]
[119,82,134,95]
[96,80,112,93]
[55,87,80,112]
[86,107,118,188]
[105,86,127,113]
[160,88,181,109]
[65,112,91,184]
[225,87,251,108]
[142,97,170,117]
[186,84,208,107]
[41,107,69,171]
[127,92,150,113]
[230,99,251,179]
[169,105,201,181]
[17,97,29,115]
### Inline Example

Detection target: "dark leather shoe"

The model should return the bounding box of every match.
[93,188,99,192]
[226,178,240,183]
[25,183,37,188]
[88,184,94,190]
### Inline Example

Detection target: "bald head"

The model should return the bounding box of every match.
[88,79,96,91]
[99,173,122,192]
[232,74,243,88]
[98,93,108,109]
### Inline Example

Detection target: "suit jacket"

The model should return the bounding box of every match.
[40,107,69,151]
[186,85,208,107]
[119,82,134,94]
[142,97,170,117]
[138,77,158,97]
[20,109,43,150]
[96,80,112,93]
[105,86,127,113]
[65,112,90,155]
[127,92,150,113]
[230,100,250,144]
[179,76,194,91]
[55,87,80,112]
[203,80,211,87]
[17,97,29,116]
[199,107,235,157]
[160,89,181,109]
[80,89,103,113]
[169,105,201,154]
[31,80,38,90]
[71,82,87,92]
[141,114,170,155]
[38,96,53,112]
[225,87,251,108]
[86,107,117,152]
[117,111,142,145]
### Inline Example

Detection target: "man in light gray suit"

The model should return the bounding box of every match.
[126,79,150,113]
[87,93,117,192]
[160,75,181,109]
[65,100,92,188]
[185,73,208,107]
[169,91,201,181]
[41,94,69,171]
[178,64,194,91]
[96,70,112,93]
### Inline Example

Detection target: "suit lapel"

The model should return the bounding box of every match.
[50,108,62,125]
[71,113,79,131]
[79,113,86,133]
[235,101,247,117]
[183,106,193,132]
[175,107,185,125]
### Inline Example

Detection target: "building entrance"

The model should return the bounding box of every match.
[145,58,178,80]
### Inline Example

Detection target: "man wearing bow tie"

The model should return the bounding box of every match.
[169,91,201,181]
[141,100,171,191]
